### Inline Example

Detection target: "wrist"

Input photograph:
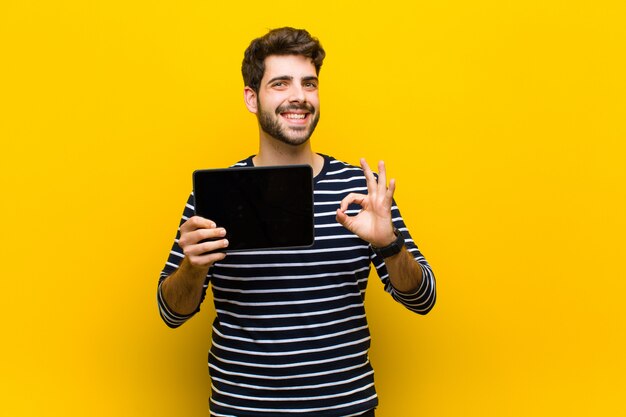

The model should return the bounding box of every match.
[374,229,397,248]
[372,228,405,259]
[181,257,211,279]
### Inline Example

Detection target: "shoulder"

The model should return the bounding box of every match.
[230,155,255,168]
[315,155,368,195]
[320,154,365,179]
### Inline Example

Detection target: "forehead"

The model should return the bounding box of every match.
[261,55,317,82]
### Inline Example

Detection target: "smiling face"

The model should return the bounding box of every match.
[245,54,321,146]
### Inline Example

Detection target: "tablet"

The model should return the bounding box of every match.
[192,165,314,252]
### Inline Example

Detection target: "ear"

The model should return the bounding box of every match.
[244,86,258,114]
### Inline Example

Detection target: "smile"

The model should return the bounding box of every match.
[280,111,311,124]
[282,113,307,120]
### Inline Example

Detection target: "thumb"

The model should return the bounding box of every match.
[336,209,355,232]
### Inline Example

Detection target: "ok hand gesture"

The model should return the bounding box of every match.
[336,159,397,248]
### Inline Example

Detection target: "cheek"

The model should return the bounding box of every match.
[262,97,285,112]
[307,93,320,106]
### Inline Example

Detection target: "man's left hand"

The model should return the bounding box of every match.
[336,158,397,248]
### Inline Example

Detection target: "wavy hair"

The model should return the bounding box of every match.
[242,27,326,92]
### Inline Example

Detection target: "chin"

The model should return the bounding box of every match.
[277,135,311,147]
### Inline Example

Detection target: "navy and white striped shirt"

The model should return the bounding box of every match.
[158,154,436,417]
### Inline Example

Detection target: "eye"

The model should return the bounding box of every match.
[304,81,318,89]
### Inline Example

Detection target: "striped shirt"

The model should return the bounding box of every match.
[158,154,436,417]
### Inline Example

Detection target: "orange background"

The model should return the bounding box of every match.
[1,1,625,416]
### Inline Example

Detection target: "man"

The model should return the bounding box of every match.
[158,27,436,417]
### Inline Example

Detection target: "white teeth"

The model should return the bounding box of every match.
[284,113,306,119]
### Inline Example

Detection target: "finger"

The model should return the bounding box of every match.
[335,209,355,232]
[194,227,227,244]
[189,249,227,268]
[360,158,377,196]
[385,178,396,205]
[181,216,216,233]
[339,192,366,211]
[180,227,226,248]
[184,237,229,258]
[196,237,230,255]
[377,160,387,194]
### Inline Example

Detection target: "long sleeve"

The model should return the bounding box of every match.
[156,193,210,328]
[371,202,437,315]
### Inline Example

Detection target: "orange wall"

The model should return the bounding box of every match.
[2,1,625,416]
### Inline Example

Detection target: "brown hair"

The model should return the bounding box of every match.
[242,27,326,92]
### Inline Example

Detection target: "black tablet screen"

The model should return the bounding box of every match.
[192,165,314,251]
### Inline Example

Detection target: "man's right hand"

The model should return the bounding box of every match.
[178,216,229,268]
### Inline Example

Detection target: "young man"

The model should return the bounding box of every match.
[158,27,436,417]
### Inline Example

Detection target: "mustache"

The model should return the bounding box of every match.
[275,103,316,115]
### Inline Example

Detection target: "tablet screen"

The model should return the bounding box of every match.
[192,165,314,251]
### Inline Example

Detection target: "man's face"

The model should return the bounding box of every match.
[253,55,320,146]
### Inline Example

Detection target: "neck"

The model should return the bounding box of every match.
[253,133,324,176]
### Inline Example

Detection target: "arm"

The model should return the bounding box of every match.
[158,214,229,327]
[378,245,423,293]
[372,227,437,315]
[336,159,436,314]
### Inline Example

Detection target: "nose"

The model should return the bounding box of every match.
[288,84,306,103]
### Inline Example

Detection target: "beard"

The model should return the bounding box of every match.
[257,101,320,146]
